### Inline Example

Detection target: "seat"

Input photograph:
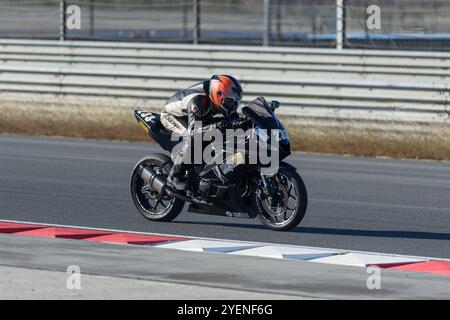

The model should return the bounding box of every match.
[134,110,181,152]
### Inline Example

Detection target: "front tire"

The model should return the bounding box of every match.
[253,169,308,231]
[130,154,184,222]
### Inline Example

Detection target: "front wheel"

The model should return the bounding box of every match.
[253,169,308,231]
[130,154,184,222]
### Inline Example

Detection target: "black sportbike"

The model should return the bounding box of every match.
[130,97,308,231]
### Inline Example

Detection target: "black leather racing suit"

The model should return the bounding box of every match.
[161,80,238,187]
[161,80,216,135]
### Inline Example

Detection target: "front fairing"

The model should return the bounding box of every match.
[242,97,291,159]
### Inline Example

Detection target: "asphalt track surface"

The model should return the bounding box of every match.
[1,135,449,259]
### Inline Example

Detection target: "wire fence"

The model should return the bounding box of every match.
[345,0,450,50]
[1,0,450,50]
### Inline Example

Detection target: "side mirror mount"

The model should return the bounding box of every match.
[270,100,280,111]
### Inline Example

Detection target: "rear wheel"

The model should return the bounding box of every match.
[253,169,307,231]
[130,154,184,222]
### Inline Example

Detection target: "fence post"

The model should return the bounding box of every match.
[193,0,200,44]
[263,0,271,46]
[59,0,66,41]
[275,0,281,42]
[89,0,95,37]
[336,0,345,50]
[182,1,188,40]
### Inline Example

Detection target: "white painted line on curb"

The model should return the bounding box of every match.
[230,245,340,260]
[154,239,260,253]
[310,252,424,267]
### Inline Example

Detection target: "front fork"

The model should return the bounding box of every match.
[259,171,277,204]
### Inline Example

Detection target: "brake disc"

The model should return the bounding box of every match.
[260,183,289,217]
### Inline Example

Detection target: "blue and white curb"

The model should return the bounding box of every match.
[153,239,425,267]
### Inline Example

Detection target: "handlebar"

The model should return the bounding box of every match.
[235,118,252,130]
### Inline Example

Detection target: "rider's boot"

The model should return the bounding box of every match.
[167,163,188,191]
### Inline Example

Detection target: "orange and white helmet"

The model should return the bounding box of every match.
[209,75,243,117]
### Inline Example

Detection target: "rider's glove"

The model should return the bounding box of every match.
[216,119,234,131]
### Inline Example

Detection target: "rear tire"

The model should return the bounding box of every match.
[130,154,184,222]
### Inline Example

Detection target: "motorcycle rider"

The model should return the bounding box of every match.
[160,74,243,191]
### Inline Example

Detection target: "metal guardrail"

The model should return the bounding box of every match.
[0,40,449,123]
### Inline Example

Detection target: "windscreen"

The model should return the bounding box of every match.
[242,97,282,130]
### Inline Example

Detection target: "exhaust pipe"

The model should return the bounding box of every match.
[140,165,191,201]
[140,166,166,193]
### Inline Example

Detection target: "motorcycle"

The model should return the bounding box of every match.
[130,96,308,231]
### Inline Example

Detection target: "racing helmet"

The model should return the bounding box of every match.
[209,74,243,117]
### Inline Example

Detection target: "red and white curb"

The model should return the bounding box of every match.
[0,220,187,244]
[1,219,450,276]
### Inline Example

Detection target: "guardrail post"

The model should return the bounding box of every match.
[59,0,67,41]
[336,0,345,50]
[193,0,200,44]
[263,0,271,46]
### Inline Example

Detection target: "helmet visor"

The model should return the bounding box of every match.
[223,97,238,113]
[231,86,242,102]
